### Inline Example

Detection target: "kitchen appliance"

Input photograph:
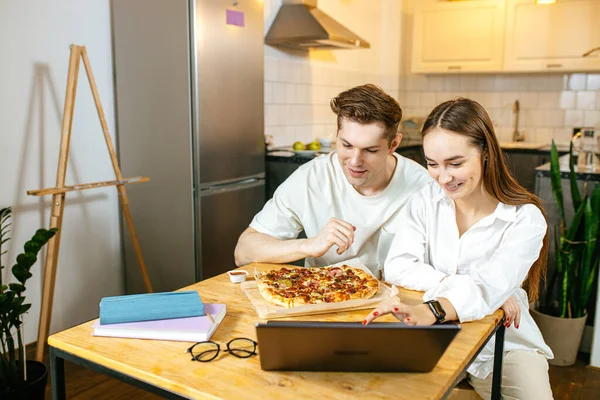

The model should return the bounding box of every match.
[112,0,265,292]
[265,0,370,50]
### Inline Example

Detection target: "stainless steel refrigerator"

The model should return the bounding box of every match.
[111,0,265,293]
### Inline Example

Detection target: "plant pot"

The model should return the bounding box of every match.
[1,360,48,400]
[531,308,587,366]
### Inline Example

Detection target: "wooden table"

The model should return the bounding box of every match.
[49,263,505,399]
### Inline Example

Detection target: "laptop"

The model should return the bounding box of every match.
[255,321,460,373]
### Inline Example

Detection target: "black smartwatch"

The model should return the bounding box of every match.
[424,300,446,324]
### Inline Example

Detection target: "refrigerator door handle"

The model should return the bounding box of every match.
[200,177,265,196]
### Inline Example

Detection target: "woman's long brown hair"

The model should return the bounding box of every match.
[421,98,548,301]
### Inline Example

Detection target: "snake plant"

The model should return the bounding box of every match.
[544,141,600,318]
[0,207,57,391]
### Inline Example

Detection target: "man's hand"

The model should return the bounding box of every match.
[363,299,437,326]
[301,218,356,258]
[501,295,520,329]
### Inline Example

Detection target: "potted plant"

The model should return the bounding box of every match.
[531,141,600,366]
[0,207,57,399]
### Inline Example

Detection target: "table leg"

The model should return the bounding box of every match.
[491,323,506,400]
[50,346,66,400]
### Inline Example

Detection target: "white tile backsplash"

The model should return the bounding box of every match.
[284,83,295,104]
[460,75,478,91]
[553,128,572,144]
[569,74,587,91]
[544,110,565,128]
[278,59,293,83]
[500,92,520,108]
[527,75,549,91]
[434,92,453,105]
[518,92,539,109]
[532,128,554,143]
[265,57,278,82]
[565,110,584,127]
[266,56,600,147]
[583,110,600,127]
[476,76,496,91]
[559,91,576,109]
[587,74,600,91]
[443,75,462,92]
[576,91,596,110]
[417,92,436,108]
[273,82,285,104]
[265,105,276,126]
[538,93,559,110]
[264,82,273,104]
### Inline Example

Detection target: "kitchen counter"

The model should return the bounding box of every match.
[266,140,571,164]
[265,139,423,163]
[535,154,600,182]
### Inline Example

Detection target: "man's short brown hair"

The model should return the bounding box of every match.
[330,84,402,145]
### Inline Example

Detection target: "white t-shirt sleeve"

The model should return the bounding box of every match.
[384,190,447,290]
[249,166,305,240]
[424,205,547,322]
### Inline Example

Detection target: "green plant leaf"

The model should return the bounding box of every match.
[569,141,582,211]
[550,141,565,227]
[0,224,11,237]
[7,284,25,295]
[33,228,57,243]
[563,200,586,250]
[11,265,32,284]
[18,304,31,315]
[15,253,36,270]
[583,258,599,313]
[23,240,41,254]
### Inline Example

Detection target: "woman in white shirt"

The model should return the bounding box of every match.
[364,98,553,399]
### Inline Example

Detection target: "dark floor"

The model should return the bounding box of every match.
[27,343,600,399]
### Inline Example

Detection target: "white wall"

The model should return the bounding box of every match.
[264,0,403,146]
[0,0,124,344]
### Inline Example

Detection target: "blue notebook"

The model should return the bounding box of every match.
[99,291,204,325]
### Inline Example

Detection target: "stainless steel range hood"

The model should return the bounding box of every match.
[265,0,370,50]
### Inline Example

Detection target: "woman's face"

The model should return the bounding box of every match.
[423,127,484,201]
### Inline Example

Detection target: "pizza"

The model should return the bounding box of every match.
[256,265,379,308]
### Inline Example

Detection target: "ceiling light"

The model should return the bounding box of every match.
[536,0,556,4]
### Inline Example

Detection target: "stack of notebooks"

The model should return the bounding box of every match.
[92,290,226,342]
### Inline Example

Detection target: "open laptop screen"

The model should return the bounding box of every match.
[256,321,460,372]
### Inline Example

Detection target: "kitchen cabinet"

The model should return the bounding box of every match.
[504,0,600,72]
[503,150,549,193]
[411,0,600,74]
[411,0,506,73]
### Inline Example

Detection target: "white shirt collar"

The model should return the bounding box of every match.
[431,186,517,222]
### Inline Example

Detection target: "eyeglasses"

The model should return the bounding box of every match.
[185,338,257,362]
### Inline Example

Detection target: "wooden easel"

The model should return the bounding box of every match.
[27,44,154,362]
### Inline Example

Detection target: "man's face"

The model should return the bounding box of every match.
[336,119,399,193]
[423,127,484,201]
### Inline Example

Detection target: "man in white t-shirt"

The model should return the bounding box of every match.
[234,84,430,276]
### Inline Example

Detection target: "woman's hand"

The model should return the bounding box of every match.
[500,295,520,329]
[363,299,437,326]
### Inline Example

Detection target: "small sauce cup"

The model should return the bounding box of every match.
[228,270,249,283]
